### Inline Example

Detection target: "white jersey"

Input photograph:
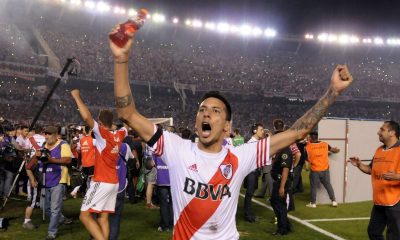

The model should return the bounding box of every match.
[151,130,270,240]
[27,134,46,157]
[16,136,30,150]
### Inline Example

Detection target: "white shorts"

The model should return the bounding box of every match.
[80,181,119,213]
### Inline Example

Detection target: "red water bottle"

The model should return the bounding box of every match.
[109,8,148,48]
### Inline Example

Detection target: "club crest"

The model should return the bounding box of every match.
[219,164,233,180]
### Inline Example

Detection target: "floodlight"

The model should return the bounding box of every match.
[374,37,384,45]
[185,19,192,26]
[205,22,216,30]
[264,28,276,37]
[96,1,110,12]
[239,25,252,36]
[84,0,95,9]
[305,34,314,39]
[128,8,137,16]
[153,13,166,23]
[317,33,328,42]
[229,25,239,33]
[192,19,203,28]
[252,27,263,37]
[172,17,179,24]
[217,22,230,33]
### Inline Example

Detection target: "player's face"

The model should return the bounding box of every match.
[21,128,29,137]
[195,97,230,149]
[377,123,393,143]
[255,126,264,139]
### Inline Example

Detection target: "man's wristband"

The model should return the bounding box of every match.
[115,60,128,64]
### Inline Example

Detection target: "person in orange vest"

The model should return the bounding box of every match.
[70,125,97,198]
[305,131,340,208]
[350,120,400,240]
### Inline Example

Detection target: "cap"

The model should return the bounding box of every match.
[44,126,58,135]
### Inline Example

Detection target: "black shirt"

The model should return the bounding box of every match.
[271,146,293,181]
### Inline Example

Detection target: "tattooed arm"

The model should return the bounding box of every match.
[109,26,154,142]
[71,89,94,129]
[269,65,353,156]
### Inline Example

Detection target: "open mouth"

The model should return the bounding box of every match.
[200,122,212,138]
[202,122,212,131]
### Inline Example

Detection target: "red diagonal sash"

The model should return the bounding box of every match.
[29,137,41,150]
[173,150,238,240]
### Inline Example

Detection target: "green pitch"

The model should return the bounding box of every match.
[0,172,372,239]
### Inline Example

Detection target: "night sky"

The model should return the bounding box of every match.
[115,0,400,35]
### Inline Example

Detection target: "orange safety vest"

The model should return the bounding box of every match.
[306,141,329,172]
[80,135,95,167]
[371,145,400,206]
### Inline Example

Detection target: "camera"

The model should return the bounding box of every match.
[0,145,17,162]
[39,148,51,163]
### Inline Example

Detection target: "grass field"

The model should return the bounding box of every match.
[0,171,373,240]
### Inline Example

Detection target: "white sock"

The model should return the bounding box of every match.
[24,219,31,224]
[71,186,80,194]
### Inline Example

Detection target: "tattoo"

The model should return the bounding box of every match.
[291,88,337,132]
[115,94,133,108]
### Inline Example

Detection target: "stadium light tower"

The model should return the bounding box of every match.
[172,17,179,24]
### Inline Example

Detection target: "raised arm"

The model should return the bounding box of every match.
[109,26,154,142]
[269,65,353,156]
[71,89,94,129]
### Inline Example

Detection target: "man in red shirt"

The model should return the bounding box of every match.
[71,90,127,240]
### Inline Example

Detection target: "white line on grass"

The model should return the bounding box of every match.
[305,217,370,222]
[240,193,346,240]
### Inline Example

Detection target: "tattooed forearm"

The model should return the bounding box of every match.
[115,94,133,108]
[291,88,338,132]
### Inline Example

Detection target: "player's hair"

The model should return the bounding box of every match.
[251,123,264,134]
[99,109,113,128]
[20,125,29,130]
[200,91,232,121]
[84,125,91,134]
[384,120,400,138]
[273,119,284,131]
[33,125,43,133]
[233,128,240,135]
[181,129,192,140]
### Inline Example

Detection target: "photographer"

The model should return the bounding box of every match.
[27,126,72,240]
[0,125,23,199]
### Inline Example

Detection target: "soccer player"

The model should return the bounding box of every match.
[109,26,353,239]
[71,90,127,240]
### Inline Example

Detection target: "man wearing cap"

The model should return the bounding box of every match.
[27,126,72,240]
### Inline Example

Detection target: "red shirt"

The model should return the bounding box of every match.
[92,121,127,183]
